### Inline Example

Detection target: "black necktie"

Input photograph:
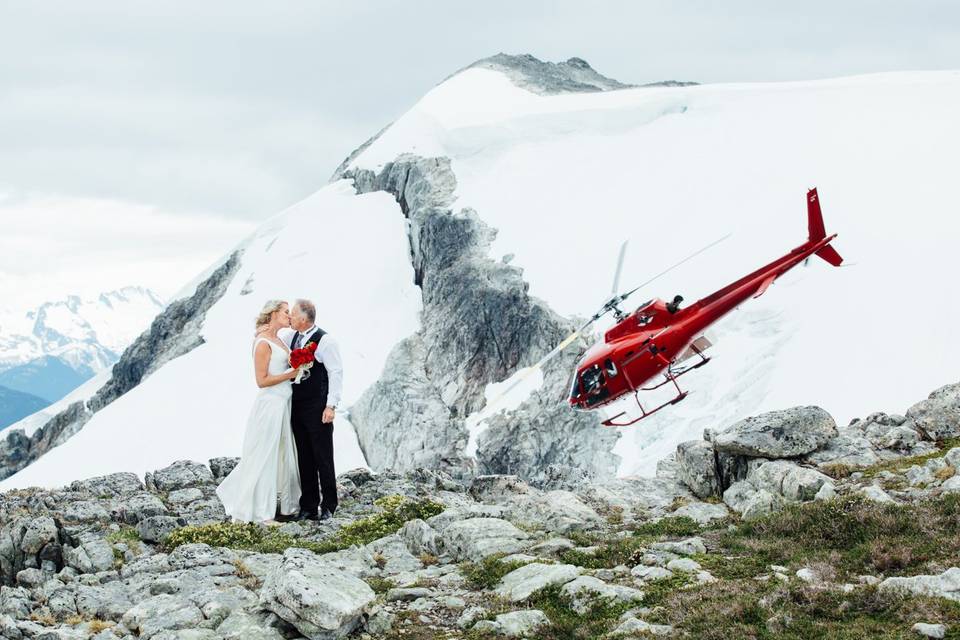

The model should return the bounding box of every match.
[292,332,301,349]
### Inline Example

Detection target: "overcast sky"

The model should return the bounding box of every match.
[1,1,957,310]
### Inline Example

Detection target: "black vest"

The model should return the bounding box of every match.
[291,328,329,407]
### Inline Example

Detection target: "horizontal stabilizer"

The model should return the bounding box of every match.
[816,245,844,266]
[753,273,777,298]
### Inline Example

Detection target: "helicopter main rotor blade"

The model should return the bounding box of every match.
[610,240,628,299]
[618,232,731,302]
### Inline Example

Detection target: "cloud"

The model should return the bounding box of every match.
[0,192,254,307]
[0,0,957,309]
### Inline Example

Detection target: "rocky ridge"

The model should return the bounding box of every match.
[343,155,620,486]
[1,381,959,638]
[0,254,242,481]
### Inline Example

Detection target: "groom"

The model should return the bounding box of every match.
[287,299,343,521]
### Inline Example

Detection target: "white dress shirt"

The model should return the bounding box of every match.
[283,325,343,408]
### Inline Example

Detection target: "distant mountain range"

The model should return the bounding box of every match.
[0,287,164,430]
[0,356,88,403]
[0,385,48,430]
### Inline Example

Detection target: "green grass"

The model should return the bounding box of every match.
[521,584,639,640]
[862,438,960,478]
[364,576,395,594]
[708,494,960,579]
[558,517,705,569]
[647,578,960,639]
[164,495,444,554]
[460,554,534,590]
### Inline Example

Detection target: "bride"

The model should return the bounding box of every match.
[216,300,301,522]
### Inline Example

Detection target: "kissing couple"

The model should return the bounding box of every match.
[216,299,343,523]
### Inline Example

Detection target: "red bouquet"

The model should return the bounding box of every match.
[289,342,317,384]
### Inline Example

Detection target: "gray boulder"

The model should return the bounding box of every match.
[907,383,960,440]
[675,440,720,498]
[259,549,375,639]
[397,519,441,557]
[474,609,550,637]
[120,593,204,639]
[495,562,582,602]
[750,460,832,501]
[560,575,643,614]
[440,518,528,562]
[880,567,960,602]
[70,472,144,497]
[137,516,183,543]
[671,501,729,524]
[64,534,115,574]
[804,431,881,468]
[145,460,214,492]
[116,492,168,524]
[208,457,239,481]
[723,482,784,520]
[713,406,837,458]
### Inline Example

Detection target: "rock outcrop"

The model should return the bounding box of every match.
[668,387,960,520]
[344,155,619,486]
[2,378,960,638]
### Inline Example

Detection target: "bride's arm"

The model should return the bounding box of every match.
[254,341,297,387]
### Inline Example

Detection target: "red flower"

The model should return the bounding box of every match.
[289,346,315,369]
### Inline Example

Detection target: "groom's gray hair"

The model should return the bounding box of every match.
[294,299,316,322]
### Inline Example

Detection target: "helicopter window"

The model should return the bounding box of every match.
[568,371,581,400]
[604,358,618,377]
[581,365,606,395]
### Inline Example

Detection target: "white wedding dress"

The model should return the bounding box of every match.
[216,337,301,522]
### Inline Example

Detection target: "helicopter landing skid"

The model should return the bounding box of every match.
[601,347,710,427]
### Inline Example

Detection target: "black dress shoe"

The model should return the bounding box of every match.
[319,509,333,521]
[274,511,296,523]
[295,510,319,521]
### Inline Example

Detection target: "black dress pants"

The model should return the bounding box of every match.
[291,403,338,514]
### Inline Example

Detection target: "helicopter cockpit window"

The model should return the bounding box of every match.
[604,358,618,377]
[581,365,606,395]
[568,370,581,400]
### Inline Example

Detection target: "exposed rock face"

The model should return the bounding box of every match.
[260,549,376,639]
[0,253,242,481]
[907,382,960,440]
[461,53,634,95]
[344,155,619,486]
[675,440,720,499]
[713,406,838,458]
[880,567,960,602]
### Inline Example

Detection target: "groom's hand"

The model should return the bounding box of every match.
[322,407,335,424]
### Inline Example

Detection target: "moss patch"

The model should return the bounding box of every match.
[460,553,534,590]
[164,495,444,554]
[708,494,960,579]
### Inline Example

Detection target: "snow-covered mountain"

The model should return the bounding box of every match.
[3,55,960,491]
[0,287,165,375]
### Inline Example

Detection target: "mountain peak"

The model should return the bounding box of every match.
[459,52,634,95]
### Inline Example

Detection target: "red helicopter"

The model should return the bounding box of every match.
[491,188,843,427]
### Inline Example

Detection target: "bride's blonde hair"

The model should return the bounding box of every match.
[255,299,287,330]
